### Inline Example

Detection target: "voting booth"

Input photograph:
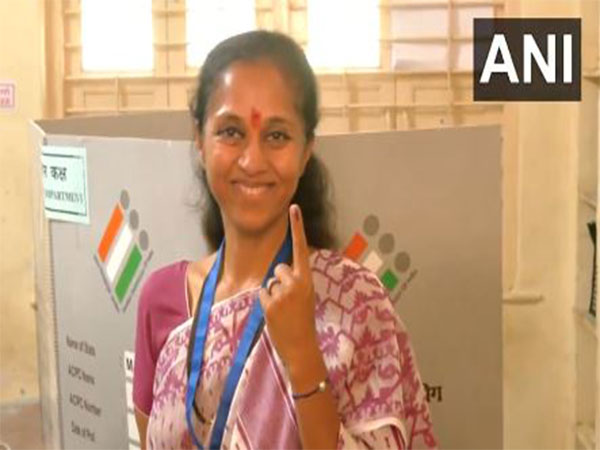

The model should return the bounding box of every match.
[30,112,502,449]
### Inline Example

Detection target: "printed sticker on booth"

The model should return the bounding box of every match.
[41,145,90,224]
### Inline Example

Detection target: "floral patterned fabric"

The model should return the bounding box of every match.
[134,249,437,449]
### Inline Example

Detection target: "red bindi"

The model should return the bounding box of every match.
[250,108,262,130]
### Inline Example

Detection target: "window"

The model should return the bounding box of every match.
[390,5,494,71]
[186,0,256,67]
[81,0,153,72]
[306,0,380,69]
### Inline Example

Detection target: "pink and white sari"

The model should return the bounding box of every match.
[135,249,436,449]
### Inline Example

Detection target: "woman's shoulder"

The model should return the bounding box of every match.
[311,247,385,283]
[141,259,188,293]
[310,247,391,306]
[136,259,189,315]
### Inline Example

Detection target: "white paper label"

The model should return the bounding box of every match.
[41,146,90,224]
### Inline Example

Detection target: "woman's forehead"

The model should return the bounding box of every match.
[212,106,296,126]
[205,60,301,122]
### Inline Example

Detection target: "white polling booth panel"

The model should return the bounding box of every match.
[31,113,502,449]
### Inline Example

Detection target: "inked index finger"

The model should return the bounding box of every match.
[289,204,310,276]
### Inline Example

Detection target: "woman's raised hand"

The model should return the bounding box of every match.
[258,204,321,379]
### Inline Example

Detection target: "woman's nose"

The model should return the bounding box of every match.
[237,136,268,174]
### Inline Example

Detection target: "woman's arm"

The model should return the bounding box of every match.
[288,342,411,449]
[287,340,341,449]
[259,206,342,447]
[134,406,149,450]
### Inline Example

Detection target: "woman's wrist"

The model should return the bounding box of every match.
[286,339,329,394]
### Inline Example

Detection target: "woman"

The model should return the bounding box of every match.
[133,30,436,449]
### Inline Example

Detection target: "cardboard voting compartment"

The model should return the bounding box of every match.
[30,112,502,449]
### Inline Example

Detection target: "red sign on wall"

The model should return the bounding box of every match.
[0,82,16,110]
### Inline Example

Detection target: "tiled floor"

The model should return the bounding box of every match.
[0,401,44,450]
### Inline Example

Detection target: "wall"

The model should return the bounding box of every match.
[502,0,580,448]
[0,0,45,403]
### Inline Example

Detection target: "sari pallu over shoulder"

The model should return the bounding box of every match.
[217,249,436,449]
[147,249,437,449]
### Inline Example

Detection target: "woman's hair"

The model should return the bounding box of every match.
[190,30,338,251]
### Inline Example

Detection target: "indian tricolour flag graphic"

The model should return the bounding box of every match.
[94,190,152,312]
[343,213,418,304]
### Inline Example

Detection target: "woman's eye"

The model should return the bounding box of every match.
[267,130,290,142]
[216,127,244,139]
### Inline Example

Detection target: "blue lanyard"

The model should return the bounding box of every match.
[185,228,293,449]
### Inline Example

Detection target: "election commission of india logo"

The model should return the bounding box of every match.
[343,214,418,304]
[93,190,153,312]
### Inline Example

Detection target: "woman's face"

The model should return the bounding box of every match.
[197,59,313,236]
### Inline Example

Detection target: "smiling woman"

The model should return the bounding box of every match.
[132,30,436,450]
[198,59,316,242]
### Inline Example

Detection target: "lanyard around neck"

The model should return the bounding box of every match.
[185,228,293,449]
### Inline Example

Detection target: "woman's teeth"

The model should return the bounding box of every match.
[236,183,270,195]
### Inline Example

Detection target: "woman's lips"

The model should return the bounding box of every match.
[232,181,274,197]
